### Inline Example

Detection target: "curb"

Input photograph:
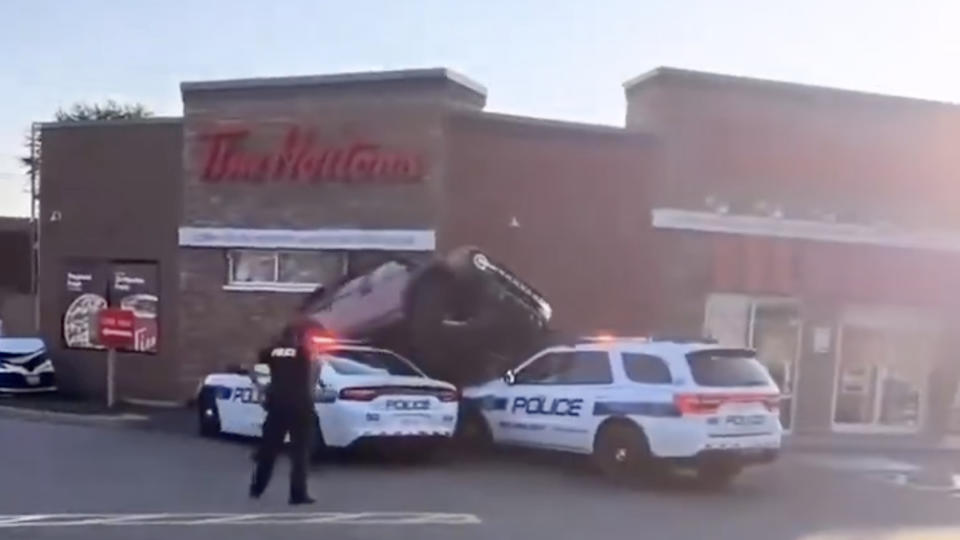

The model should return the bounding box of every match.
[0,404,149,426]
[785,443,960,456]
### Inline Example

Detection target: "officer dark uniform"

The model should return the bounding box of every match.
[249,321,318,505]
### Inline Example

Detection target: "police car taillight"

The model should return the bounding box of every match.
[437,389,459,402]
[339,387,380,401]
[674,393,724,415]
[674,393,779,415]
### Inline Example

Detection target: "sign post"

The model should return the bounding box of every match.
[97,308,135,408]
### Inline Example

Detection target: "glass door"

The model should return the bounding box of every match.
[704,294,801,432]
[750,301,801,432]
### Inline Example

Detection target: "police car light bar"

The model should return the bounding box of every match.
[581,335,649,343]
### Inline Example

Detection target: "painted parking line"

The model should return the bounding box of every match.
[0,512,482,528]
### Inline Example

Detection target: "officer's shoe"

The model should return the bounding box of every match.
[289,495,316,505]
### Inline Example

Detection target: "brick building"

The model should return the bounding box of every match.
[36,66,960,439]
[0,217,35,337]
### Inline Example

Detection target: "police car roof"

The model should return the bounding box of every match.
[569,335,749,354]
[574,335,718,345]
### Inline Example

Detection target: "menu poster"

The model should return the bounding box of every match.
[62,259,108,350]
[108,263,159,354]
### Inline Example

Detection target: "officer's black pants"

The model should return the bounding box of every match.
[251,406,314,499]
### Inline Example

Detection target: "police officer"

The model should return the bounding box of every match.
[248,318,319,505]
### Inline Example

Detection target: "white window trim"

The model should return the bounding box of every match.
[180,227,436,251]
[223,282,319,293]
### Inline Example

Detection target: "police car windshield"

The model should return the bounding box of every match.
[325,349,423,377]
[686,349,771,387]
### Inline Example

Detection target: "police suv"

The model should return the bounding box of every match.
[460,337,782,485]
[196,342,459,455]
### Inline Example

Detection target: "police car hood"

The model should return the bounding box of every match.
[331,373,454,391]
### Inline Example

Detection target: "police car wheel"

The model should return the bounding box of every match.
[197,389,221,437]
[593,422,649,481]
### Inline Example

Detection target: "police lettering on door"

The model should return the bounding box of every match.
[512,396,583,417]
[232,387,263,404]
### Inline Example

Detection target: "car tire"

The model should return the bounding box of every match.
[592,421,652,483]
[697,463,742,489]
[197,388,221,437]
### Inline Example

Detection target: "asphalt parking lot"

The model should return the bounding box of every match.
[3,414,960,540]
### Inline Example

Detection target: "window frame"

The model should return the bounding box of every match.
[224,249,347,293]
[513,348,613,386]
[621,352,674,385]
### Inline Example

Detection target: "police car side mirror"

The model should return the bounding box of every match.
[503,370,516,385]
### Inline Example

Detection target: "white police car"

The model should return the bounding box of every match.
[196,342,459,455]
[460,337,782,485]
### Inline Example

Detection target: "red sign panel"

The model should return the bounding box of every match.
[198,127,425,184]
[98,308,136,350]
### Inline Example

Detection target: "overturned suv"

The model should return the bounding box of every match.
[300,246,553,386]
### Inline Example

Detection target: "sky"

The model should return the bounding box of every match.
[2,0,960,217]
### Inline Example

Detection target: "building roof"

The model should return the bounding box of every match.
[624,66,960,110]
[451,110,654,140]
[39,117,183,130]
[181,67,488,98]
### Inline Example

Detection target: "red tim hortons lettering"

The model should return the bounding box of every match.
[197,126,425,184]
[200,129,249,182]
[346,143,379,180]
[273,127,310,181]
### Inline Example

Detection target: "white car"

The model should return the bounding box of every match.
[196,344,460,455]
[460,337,782,485]
[0,338,57,393]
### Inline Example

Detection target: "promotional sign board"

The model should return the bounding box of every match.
[62,259,159,354]
[97,308,135,350]
[62,259,109,350]
[108,264,159,353]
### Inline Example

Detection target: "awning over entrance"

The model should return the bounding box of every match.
[654,208,960,307]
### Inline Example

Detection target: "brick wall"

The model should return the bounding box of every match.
[38,120,182,400]
[442,112,664,334]
[626,69,960,229]
[174,75,477,396]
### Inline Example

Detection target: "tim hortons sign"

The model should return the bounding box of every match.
[197,126,425,184]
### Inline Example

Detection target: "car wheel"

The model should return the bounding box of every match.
[197,388,221,437]
[592,422,651,482]
[697,463,742,489]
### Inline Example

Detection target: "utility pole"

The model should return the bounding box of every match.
[29,122,40,333]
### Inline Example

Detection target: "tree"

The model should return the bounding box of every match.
[20,100,153,187]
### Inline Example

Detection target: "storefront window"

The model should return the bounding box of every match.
[230,250,276,283]
[833,310,939,432]
[228,250,346,286]
[278,251,345,284]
